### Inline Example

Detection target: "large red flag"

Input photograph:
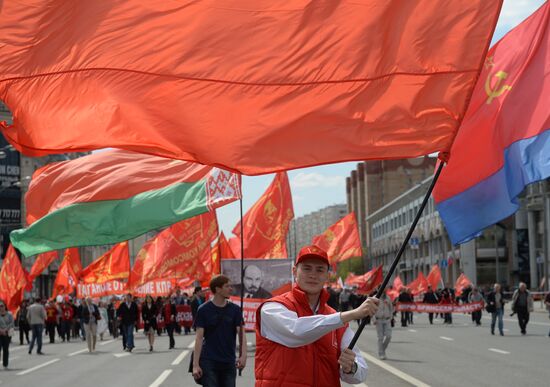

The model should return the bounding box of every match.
[356,266,383,295]
[455,274,473,297]
[232,173,294,258]
[426,265,442,290]
[0,1,502,175]
[52,253,78,298]
[28,250,59,284]
[0,245,28,312]
[64,248,82,277]
[129,212,218,288]
[408,272,429,296]
[312,213,362,264]
[218,232,236,259]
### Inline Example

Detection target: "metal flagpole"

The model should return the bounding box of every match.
[348,161,445,349]
[239,197,245,376]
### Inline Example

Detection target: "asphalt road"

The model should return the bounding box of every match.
[1,304,548,387]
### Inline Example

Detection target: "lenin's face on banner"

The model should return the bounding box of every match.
[243,265,262,293]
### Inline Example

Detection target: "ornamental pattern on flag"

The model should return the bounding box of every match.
[312,212,362,264]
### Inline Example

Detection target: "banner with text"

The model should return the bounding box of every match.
[76,280,128,298]
[395,302,484,314]
[229,297,262,331]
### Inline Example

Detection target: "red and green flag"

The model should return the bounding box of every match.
[11,149,241,256]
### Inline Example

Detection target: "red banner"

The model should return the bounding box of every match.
[455,273,473,297]
[357,265,383,295]
[395,301,483,313]
[0,245,28,312]
[52,252,78,298]
[176,304,193,328]
[132,279,176,298]
[230,296,261,331]
[129,212,218,288]
[426,265,442,290]
[218,232,236,259]
[312,212,362,264]
[407,272,429,296]
[28,250,58,283]
[232,172,294,258]
[80,242,130,283]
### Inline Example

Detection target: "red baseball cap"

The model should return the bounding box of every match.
[296,245,330,266]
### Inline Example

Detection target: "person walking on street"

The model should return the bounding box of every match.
[97,302,109,341]
[81,297,100,353]
[16,300,30,345]
[468,287,485,326]
[191,287,205,331]
[142,295,157,352]
[397,288,412,327]
[422,285,439,324]
[117,293,138,352]
[192,275,247,387]
[440,288,453,324]
[487,283,505,336]
[60,298,74,342]
[255,245,379,386]
[45,300,58,343]
[511,282,534,335]
[0,300,15,369]
[27,298,46,355]
[374,289,394,360]
[164,296,177,349]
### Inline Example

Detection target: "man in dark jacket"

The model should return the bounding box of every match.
[422,286,439,324]
[486,283,505,336]
[117,293,138,351]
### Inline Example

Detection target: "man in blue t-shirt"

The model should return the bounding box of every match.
[192,275,247,387]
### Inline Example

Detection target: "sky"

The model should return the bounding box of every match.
[216,0,547,236]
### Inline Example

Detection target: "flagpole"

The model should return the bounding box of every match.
[348,161,445,349]
[239,197,245,377]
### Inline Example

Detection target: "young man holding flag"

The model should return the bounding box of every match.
[255,245,379,386]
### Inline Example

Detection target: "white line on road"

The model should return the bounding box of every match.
[68,349,89,357]
[149,370,172,387]
[114,352,131,358]
[361,351,430,387]
[171,350,190,366]
[439,336,454,341]
[408,329,417,333]
[17,359,60,375]
[99,339,115,346]
[489,348,510,355]
[187,340,196,349]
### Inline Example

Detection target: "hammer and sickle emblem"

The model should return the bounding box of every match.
[485,70,512,104]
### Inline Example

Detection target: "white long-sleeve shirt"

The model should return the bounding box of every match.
[260,302,367,385]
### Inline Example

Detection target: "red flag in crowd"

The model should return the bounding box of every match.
[344,273,362,287]
[312,212,362,264]
[426,265,442,290]
[27,250,59,288]
[129,212,218,288]
[0,1,502,175]
[52,252,79,298]
[64,248,82,277]
[232,172,294,258]
[455,274,473,297]
[387,276,404,301]
[218,232,236,259]
[0,245,28,312]
[408,272,429,296]
[357,266,383,295]
[79,242,130,283]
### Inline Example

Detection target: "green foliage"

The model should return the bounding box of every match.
[336,256,364,280]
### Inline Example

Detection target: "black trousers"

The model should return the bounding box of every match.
[517,307,529,333]
[46,322,56,343]
[19,322,29,344]
[472,310,482,325]
[428,313,434,324]
[400,312,408,327]
[166,323,175,348]
[0,335,10,367]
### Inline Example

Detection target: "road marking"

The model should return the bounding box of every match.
[187,340,196,349]
[408,329,417,333]
[171,350,190,366]
[149,370,172,387]
[361,351,430,387]
[489,348,510,355]
[68,349,89,357]
[99,339,115,346]
[17,359,60,375]
[114,352,131,358]
[439,336,454,341]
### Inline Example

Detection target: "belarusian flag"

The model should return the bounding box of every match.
[11,150,240,256]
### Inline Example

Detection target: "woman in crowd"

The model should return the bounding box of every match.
[81,297,100,353]
[142,294,157,352]
[16,299,30,345]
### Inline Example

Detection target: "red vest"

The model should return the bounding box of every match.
[255,286,347,387]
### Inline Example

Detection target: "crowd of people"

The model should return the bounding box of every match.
[327,281,546,360]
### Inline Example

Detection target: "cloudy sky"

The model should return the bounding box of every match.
[216,0,547,236]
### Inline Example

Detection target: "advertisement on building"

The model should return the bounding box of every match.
[0,133,21,260]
